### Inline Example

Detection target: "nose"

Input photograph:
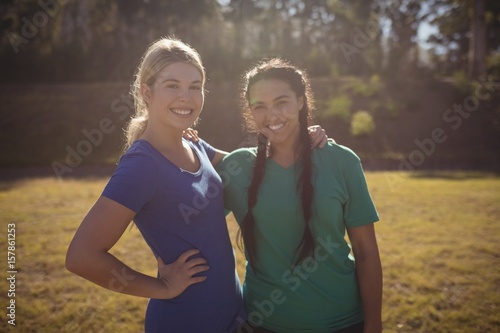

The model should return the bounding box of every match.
[178,87,191,101]
[267,106,280,120]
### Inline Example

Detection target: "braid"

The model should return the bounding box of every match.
[240,57,317,272]
[239,132,268,273]
[294,108,315,267]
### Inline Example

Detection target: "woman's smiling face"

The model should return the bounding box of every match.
[142,62,204,132]
[248,78,304,144]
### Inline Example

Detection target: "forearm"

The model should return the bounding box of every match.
[66,250,167,299]
[211,149,228,167]
[356,253,383,333]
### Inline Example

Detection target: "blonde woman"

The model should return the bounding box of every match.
[65,38,246,333]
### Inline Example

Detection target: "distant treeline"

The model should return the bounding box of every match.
[1,0,500,83]
[1,78,499,171]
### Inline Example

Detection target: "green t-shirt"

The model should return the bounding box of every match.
[218,142,379,333]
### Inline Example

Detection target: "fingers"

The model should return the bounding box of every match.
[186,129,199,141]
[161,249,207,266]
[182,128,199,142]
[156,249,211,299]
[170,249,209,273]
[176,251,208,276]
[184,257,208,268]
[190,275,208,284]
[310,128,327,148]
[308,125,320,133]
[158,255,207,268]
[191,129,199,142]
[177,249,201,263]
[318,131,328,148]
[189,263,209,275]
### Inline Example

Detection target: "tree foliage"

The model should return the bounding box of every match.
[0,0,498,82]
[427,0,500,77]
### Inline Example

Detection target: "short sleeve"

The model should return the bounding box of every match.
[196,139,216,161]
[217,148,255,187]
[216,148,256,213]
[102,152,158,213]
[342,151,379,228]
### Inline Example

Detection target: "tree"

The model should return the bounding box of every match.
[469,0,489,78]
[383,0,427,79]
[427,0,500,77]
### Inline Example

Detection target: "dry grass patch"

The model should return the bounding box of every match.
[0,172,498,332]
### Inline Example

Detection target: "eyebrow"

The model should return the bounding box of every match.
[159,78,202,85]
[250,94,290,107]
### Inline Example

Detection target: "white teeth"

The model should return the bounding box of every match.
[268,122,285,131]
[171,108,192,115]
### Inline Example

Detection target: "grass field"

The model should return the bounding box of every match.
[0,171,499,332]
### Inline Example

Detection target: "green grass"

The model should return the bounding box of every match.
[0,172,499,332]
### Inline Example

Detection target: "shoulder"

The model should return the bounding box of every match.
[188,138,214,156]
[185,138,217,161]
[122,140,156,161]
[217,147,256,174]
[222,147,257,165]
[314,142,361,166]
[103,141,159,209]
[117,140,158,174]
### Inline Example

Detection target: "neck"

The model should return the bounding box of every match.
[269,128,301,161]
[141,123,184,152]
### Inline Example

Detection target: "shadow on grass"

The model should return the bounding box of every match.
[0,165,116,192]
[409,170,500,180]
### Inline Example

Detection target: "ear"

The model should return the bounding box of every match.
[141,83,152,105]
[297,96,304,111]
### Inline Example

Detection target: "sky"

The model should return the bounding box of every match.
[418,21,439,49]
[217,0,440,50]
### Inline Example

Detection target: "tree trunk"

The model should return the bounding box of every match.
[468,0,487,78]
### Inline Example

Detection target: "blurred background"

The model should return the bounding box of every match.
[1,0,499,174]
[1,2,499,332]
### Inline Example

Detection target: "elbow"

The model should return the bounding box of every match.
[65,247,78,274]
[65,244,86,275]
[352,245,382,270]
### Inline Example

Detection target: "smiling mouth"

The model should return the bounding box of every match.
[267,122,286,131]
[171,108,193,116]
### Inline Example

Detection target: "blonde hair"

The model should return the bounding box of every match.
[125,37,206,149]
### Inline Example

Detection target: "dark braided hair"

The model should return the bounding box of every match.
[239,58,316,272]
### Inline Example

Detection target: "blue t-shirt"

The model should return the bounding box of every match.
[102,139,245,333]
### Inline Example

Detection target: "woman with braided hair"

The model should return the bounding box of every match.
[66,37,329,333]
[218,58,382,333]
